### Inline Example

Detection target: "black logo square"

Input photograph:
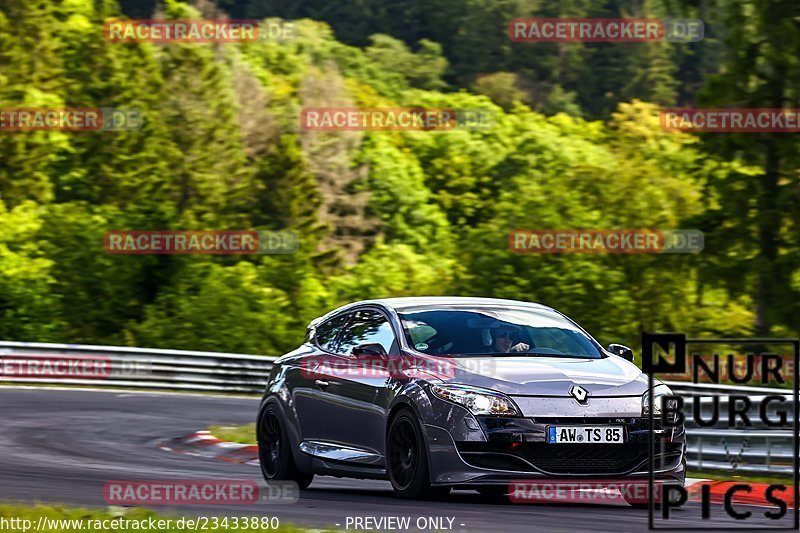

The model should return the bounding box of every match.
[642,333,686,374]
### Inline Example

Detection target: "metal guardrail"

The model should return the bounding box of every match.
[0,342,794,475]
[666,381,795,475]
[0,341,276,393]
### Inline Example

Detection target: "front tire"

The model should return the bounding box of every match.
[387,409,447,499]
[257,404,314,489]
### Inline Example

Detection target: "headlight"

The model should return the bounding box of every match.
[429,384,520,416]
[642,385,678,417]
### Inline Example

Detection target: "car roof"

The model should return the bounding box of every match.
[375,296,553,311]
[310,297,556,327]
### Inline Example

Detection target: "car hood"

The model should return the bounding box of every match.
[425,354,649,397]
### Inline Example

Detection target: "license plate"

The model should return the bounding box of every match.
[547,425,624,444]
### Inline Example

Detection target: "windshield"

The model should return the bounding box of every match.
[398,306,602,359]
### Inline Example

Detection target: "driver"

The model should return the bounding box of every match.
[492,325,530,353]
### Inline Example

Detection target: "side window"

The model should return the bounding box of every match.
[313,314,348,353]
[335,309,398,356]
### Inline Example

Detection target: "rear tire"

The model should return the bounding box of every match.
[387,409,446,499]
[257,404,314,489]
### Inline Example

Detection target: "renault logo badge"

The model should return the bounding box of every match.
[569,384,589,403]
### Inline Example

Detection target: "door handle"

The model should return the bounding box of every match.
[315,379,330,388]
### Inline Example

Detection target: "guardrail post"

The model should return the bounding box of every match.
[697,437,702,471]
[765,436,770,471]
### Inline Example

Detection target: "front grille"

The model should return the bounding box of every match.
[519,443,649,473]
[457,442,651,474]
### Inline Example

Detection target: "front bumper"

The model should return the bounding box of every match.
[425,413,685,486]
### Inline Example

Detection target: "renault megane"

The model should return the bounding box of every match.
[257,297,685,501]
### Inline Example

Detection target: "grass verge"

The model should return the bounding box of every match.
[209,423,256,445]
[688,469,794,486]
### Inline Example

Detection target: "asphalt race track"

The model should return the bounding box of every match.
[0,387,789,532]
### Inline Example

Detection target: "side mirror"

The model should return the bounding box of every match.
[351,343,388,358]
[607,343,634,362]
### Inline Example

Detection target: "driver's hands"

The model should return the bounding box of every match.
[510,342,530,352]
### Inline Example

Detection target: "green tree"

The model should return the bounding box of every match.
[698,0,800,335]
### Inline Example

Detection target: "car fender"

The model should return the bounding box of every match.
[258,387,312,472]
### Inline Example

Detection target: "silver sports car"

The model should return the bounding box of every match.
[257,297,685,500]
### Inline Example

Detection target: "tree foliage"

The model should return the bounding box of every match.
[0,0,788,357]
